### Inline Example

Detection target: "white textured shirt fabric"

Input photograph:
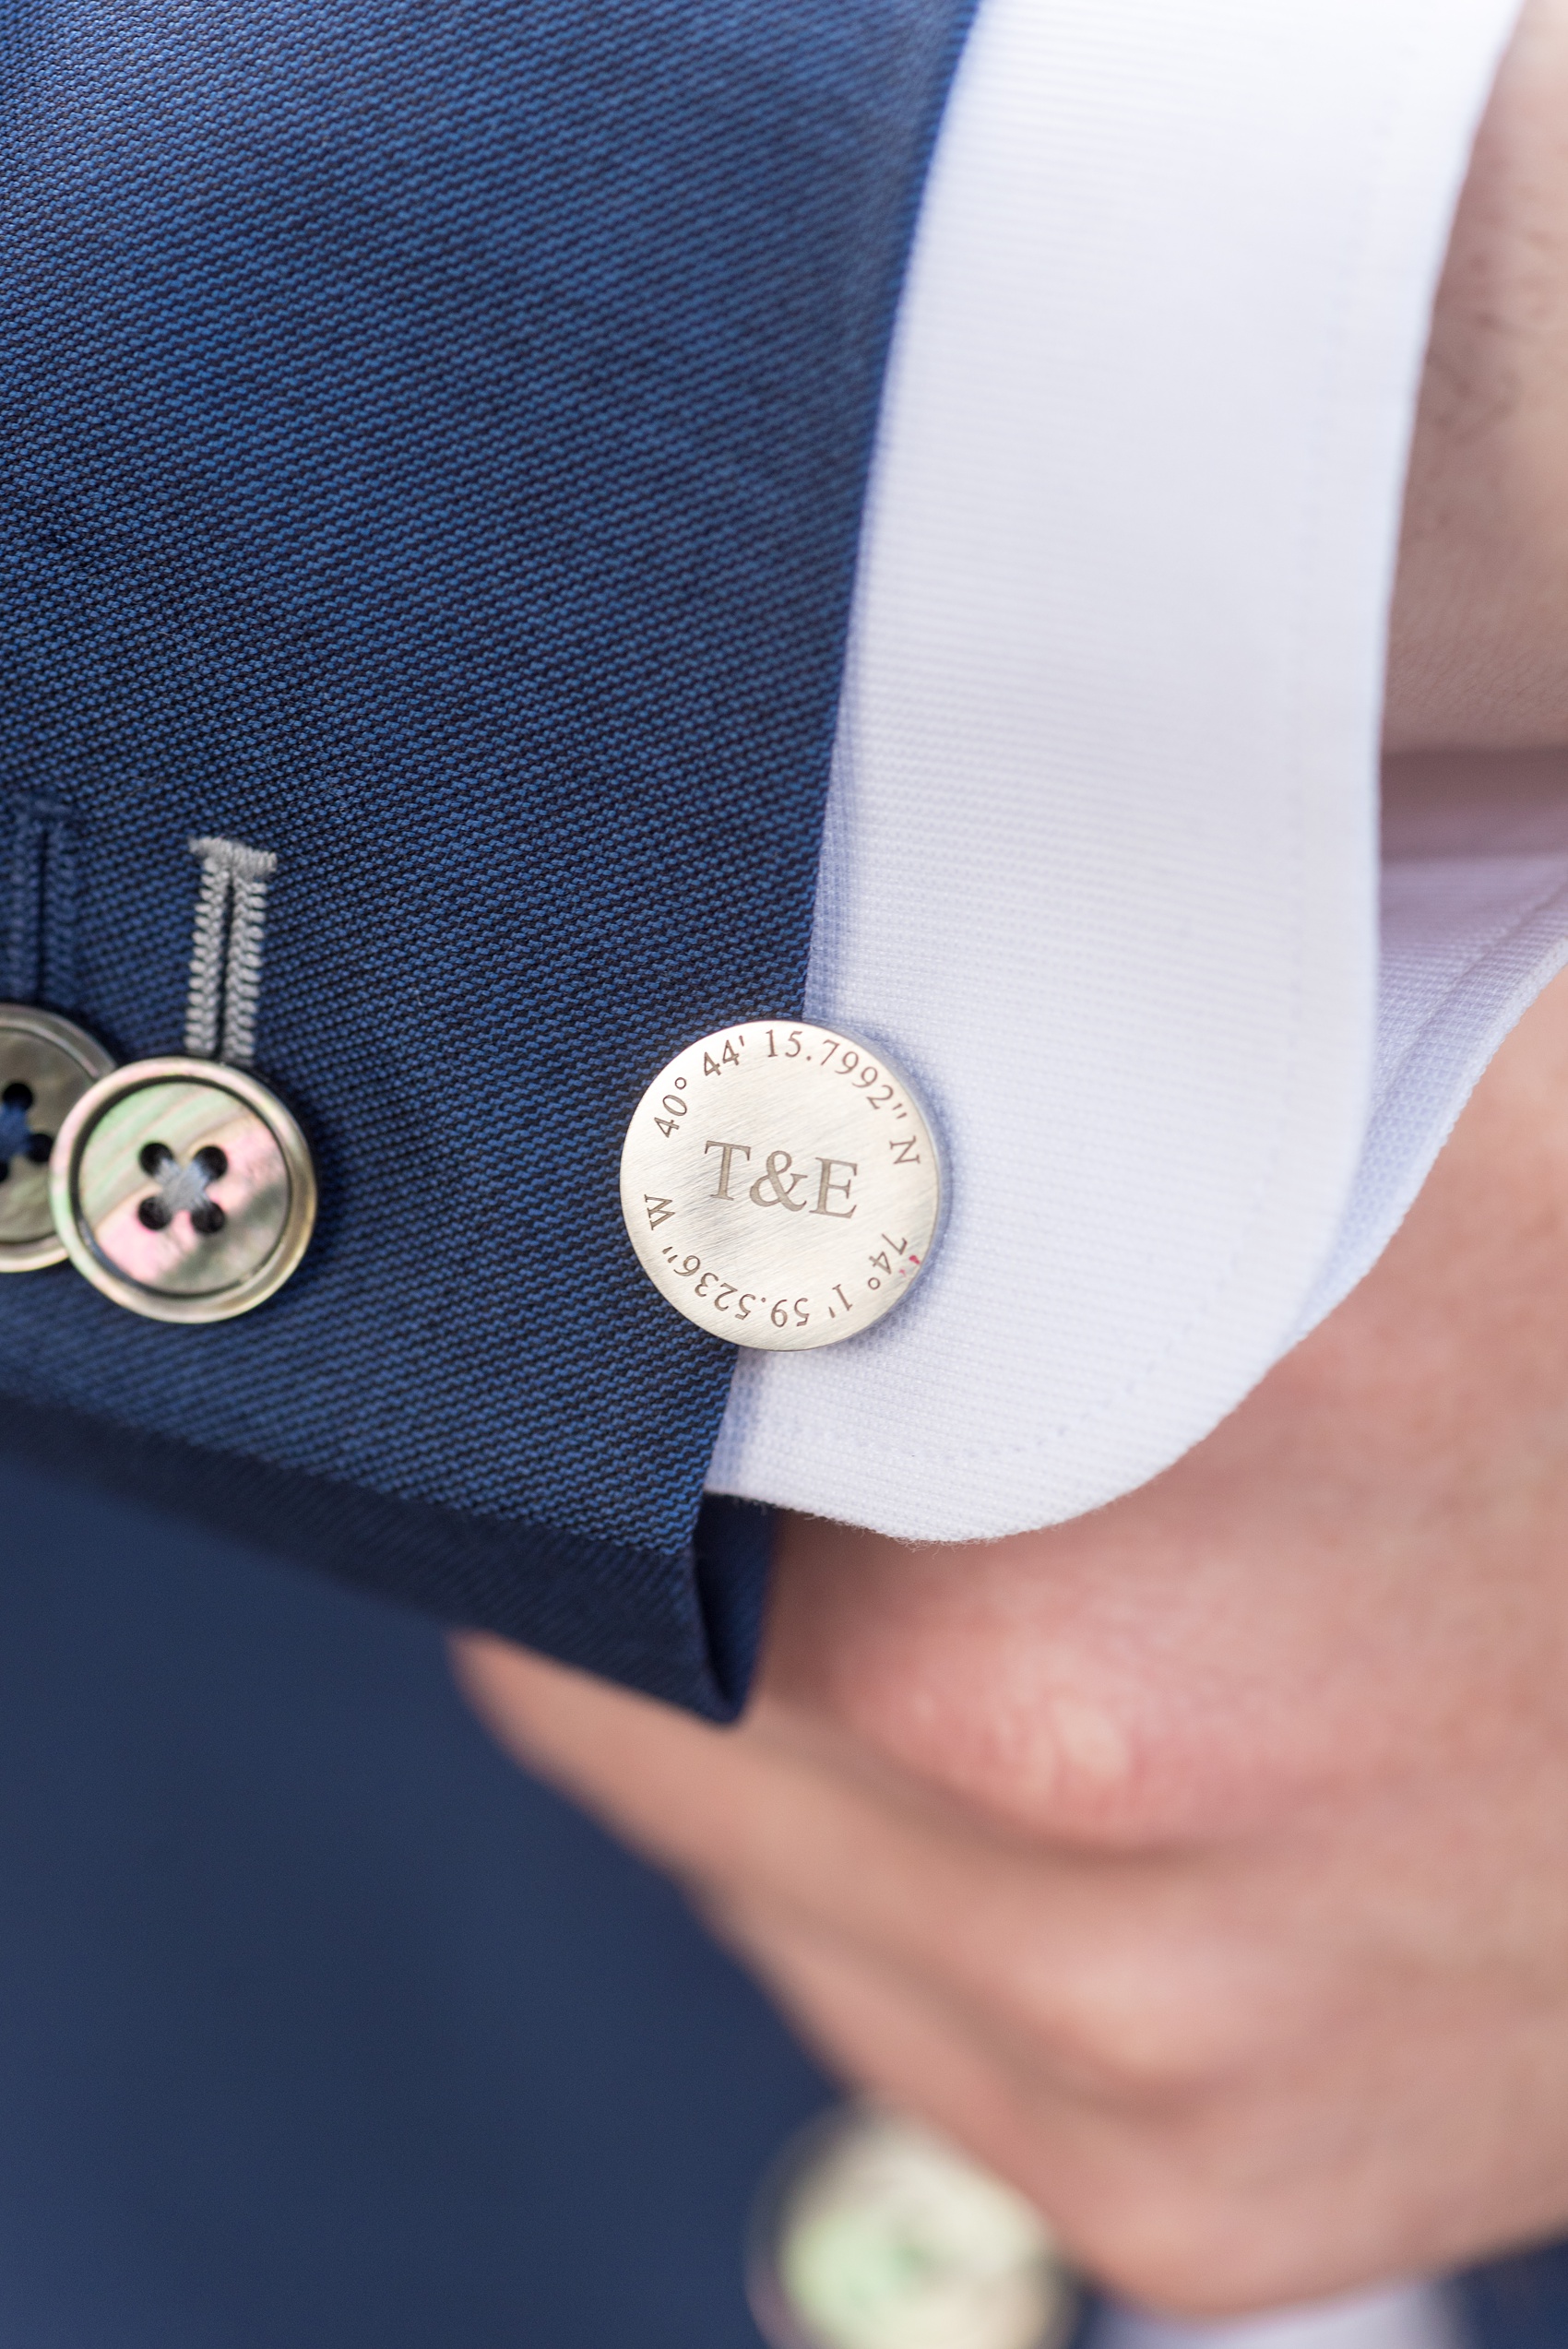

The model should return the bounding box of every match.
[707,0,1539,1540]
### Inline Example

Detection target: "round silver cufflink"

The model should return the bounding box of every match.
[0,1004,116,1273]
[620,1020,942,1350]
[50,1056,317,1323]
[747,2104,1078,2349]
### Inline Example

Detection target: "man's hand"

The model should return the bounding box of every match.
[457,958,1568,2319]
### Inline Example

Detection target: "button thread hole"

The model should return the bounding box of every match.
[0,1082,50,1177]
[136,1139,228,1240]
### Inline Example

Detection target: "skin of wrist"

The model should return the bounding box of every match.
[1386,0,1568,752]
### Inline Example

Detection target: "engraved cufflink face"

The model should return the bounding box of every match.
[620,1021,941,1350]
[0,1005,116,1273]
[50,1057,317,1323]
[746,2104,1077,2349]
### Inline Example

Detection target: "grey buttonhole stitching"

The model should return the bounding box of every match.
[184,836,278,1067]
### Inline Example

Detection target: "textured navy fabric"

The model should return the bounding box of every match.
[1,1387,775,1712]
[1455,2242,1568,2348]
[0,0,978,1713]
[0,1449,833,2345]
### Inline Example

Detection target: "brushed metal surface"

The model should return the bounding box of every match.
[620,1021,941,1351]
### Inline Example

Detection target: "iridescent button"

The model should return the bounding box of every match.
[748,2105,1077,2349]
[50,1056,316,1323]
[0,1005,115,1273]
[620,1021,942,1349]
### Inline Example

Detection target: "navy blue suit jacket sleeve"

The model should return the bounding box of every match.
[0,0,978,1714]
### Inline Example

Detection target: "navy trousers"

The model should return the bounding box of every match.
[0,1453,832,2346]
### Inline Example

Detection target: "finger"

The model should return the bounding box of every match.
[452,1631,1333,2105]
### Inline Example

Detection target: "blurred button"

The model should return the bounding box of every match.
[0,1005,115,1273]
[51,1055,316,1323]
[748,2105,1078,2349]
